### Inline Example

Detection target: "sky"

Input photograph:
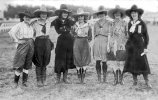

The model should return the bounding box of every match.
[0,0,158,12]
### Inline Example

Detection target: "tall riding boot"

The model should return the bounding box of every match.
[81,67,86,84]
[13,74,20,88]
[133,74,138,86]
[96,60,101,83]
[36,67,42,87]
[42,67,47,86]
[143,74,152,88]
[118,70,124,85]
[77,68,81,83]
[56,73,61,84]
[113,70,118,86]
[102,62,107,83]
[63,70,69,84]
[22,72,28,87]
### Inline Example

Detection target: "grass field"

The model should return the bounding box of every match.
[0,24,158,100]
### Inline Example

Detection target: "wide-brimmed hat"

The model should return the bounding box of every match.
[108,5,126,19]
[33,5,53,17]
[73,8,90,18]
[94,6,107,15]
[18,10,33,18]
[55,4,71,16]
[126,5,144,17]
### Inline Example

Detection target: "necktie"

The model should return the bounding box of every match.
[40,23,46,34]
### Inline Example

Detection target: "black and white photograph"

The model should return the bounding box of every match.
[0,0,158,100]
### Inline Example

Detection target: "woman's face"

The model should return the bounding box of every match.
[131,11,139,20]
[78,15,84,23]
[40,12,47,20]
[23,16,31,23]
[62,12,68,19]
[98,13,105,19]
[114,12,121,19]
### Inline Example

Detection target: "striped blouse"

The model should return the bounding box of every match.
[8,21,34,43]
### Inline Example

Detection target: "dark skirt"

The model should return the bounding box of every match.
[55,33,76,73]
[123,34,150,75]
[13,39,34,70]
[33,36,53,67]
[73,37,91,67]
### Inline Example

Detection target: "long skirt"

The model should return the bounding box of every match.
[93,35,108,61]
[13,39,34,70]
[55,34,76,73]
[123,34,150,75]
[73,37,91,67]
[33,36,53,67]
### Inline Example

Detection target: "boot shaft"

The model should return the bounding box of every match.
[22,72,28,87]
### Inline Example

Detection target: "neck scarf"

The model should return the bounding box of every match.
[129,20,140,33]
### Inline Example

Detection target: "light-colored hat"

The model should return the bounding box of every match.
[55,4,71,16]
[94,6,107,15]
[126,5,144,17]
[73,8,89,18]
[33,5,53,17]
[108,5,126,19]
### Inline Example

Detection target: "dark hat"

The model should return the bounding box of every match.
[126,5,144,17]
[33,5,53,17]
[94,6,107,15]
[18,10,33,18]
[55,4,71,16]
[108,5,126,19]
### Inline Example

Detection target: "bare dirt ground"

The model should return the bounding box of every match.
[0,25,158,100]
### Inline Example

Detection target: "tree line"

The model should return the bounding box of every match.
[4,4,94,19]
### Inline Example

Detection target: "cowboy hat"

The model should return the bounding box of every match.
[18,10,33,18]
[93,6,107,15]
[73,8,90,18]
[126,5,144,17]
[108,5,126,19]
[55,4,71,16]
[33,5,53,17]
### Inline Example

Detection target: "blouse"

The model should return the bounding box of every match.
[94,19,111,37]
[9,21,34,42]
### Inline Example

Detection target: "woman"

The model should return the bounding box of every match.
[107,5,128,85]
[72,8,92,83]
[32,6,55,87]
[123,5,151,88]
[51,4,76,84]
[93,6,111,83]
[9,10,34,88]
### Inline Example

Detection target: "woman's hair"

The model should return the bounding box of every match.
[59,12,69,19]
[113,11,124,19]
[74,15,89,23]
[19,16,24,22]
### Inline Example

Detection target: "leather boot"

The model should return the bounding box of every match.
[102,62,107,83]
[22,72,28,87]
[36,67,43,87]
[77,69,81,83]
[133,74,138,86]
[81,68,86,84]
[119,70,124,85]
[96,60,101,83]
[63,70,69,84]
[13,74,20,88]
[56,73,61,84]
[113,71,118,86]
[143,74,152,88]
[42,67,47,86]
